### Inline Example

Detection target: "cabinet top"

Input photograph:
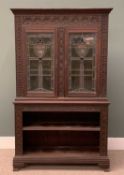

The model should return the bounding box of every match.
[11,8,112,15]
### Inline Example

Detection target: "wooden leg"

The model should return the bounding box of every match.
[13,162,26,171]
[99,161,110,171]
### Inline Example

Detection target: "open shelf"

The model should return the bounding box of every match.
[23,111,100,127]
[23,130,100,153]
[23,111,100,155]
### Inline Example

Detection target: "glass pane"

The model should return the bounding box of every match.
[43,76,53,90]
[30,76,38,90]
[71,76,80,90]
[69,32,96,92]
[71,60,80,75]
[30,60,39,75]
[84,60,92,69]
[27,33,54,92]
[84,76,93,90]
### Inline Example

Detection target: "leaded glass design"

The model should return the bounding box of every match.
[27,33,54,92]
[69,32,96,92]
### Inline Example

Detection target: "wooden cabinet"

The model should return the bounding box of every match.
[11,8,112,170]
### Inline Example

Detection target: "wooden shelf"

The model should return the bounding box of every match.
[23,125,100,131]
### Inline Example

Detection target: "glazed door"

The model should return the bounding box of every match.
[24,28,58,97]
[65,29,99,97]
[23,27,99,97]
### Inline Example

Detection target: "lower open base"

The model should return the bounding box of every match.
[13,151,110,171]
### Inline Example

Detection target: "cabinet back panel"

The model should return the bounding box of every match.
[23,112,100,126]
[23,131,99,152]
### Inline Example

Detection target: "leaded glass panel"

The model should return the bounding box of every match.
[69,32,96,92]
[27,33,54,92]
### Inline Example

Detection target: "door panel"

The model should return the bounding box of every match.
[65,29,98,97]
[24,28,58,97]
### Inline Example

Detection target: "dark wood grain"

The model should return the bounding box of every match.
[12,8,111,170]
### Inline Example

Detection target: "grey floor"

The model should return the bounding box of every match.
[0,150,124,175]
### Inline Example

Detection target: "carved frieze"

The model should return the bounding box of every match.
[22,15,100,26]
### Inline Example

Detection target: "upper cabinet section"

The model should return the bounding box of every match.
[11,9,112,98]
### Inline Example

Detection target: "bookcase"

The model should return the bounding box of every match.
[11,8,112,170]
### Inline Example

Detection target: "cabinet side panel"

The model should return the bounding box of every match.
[15,15,27,96]
[99,15,109,97]
[99,106,108,155]
[15,105,23,155]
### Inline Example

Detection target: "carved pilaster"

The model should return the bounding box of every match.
[100,15,108,96]
[58,27,65,96]
[15,16,27,96]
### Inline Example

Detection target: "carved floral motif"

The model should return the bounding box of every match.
[22,15,100,25]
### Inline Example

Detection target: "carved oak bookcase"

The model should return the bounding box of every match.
[11,9,112,170]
